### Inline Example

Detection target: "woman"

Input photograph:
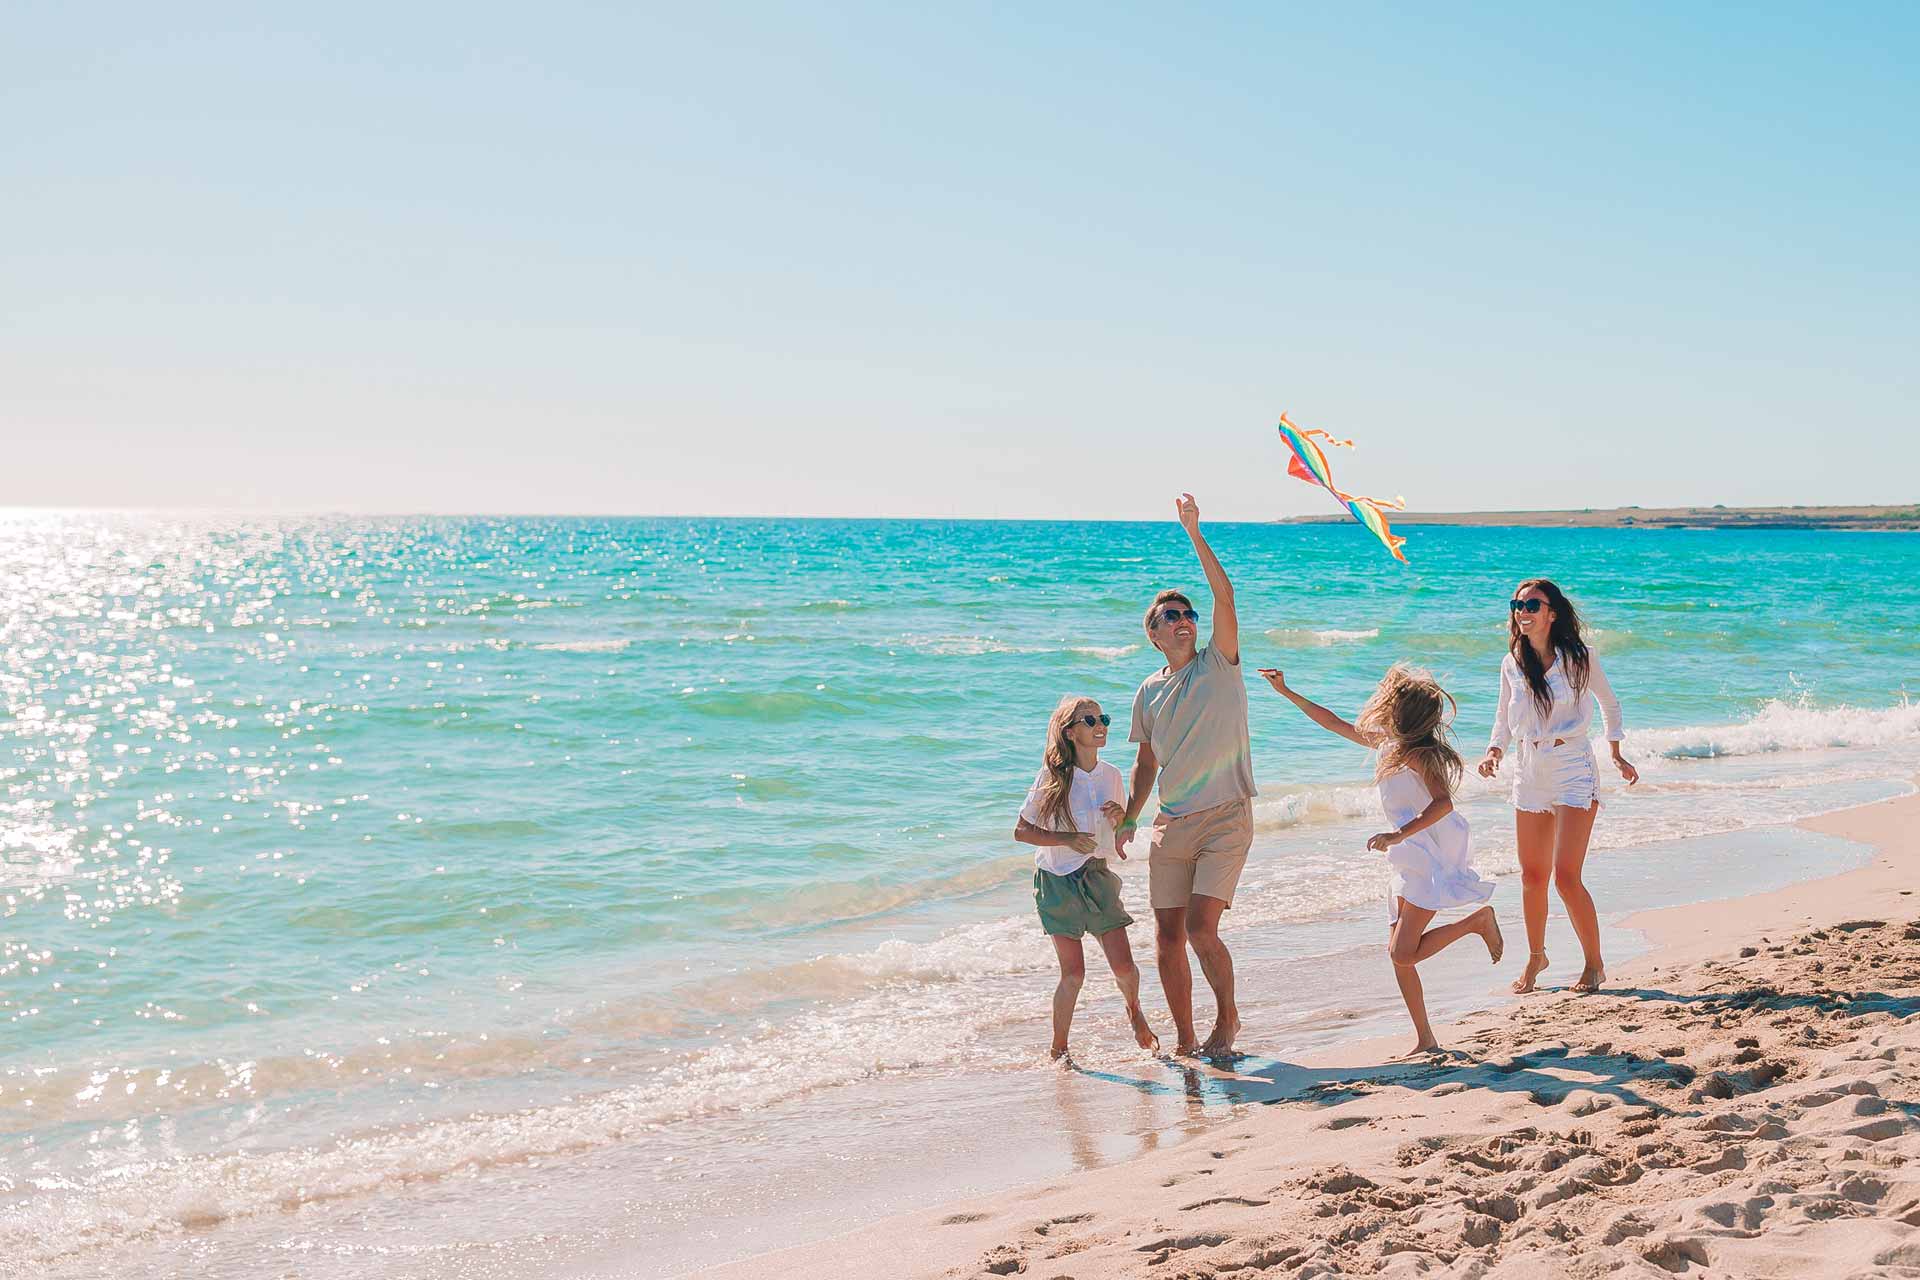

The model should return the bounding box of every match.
[1478,579,1637,994]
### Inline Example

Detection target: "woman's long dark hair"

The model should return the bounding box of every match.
[1509,578,1590,717]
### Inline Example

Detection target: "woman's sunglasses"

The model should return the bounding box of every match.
[1154,607,1200,626]
[1510,598,1547,614]
[1075,713,1112,728]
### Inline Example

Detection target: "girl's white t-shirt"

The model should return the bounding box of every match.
[1018,761,1127,876]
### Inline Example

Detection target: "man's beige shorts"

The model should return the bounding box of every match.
[1147,798,1253,910]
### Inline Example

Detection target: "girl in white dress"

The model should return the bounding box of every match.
[1260,664,1501,1054]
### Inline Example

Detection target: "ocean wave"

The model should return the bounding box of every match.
[0,963,1048,1271]
[1252,784,1382,829]
[1635,697,1920,760]
[530,639,630,653]
[1066,644,1140,659]
[893,634,1034,657]
[1264,627,1381,648]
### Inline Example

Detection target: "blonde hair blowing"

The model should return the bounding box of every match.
[1355,664,1464,796]
[1037,695,1098,830]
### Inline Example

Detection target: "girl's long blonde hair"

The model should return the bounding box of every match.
[1356,664,1464,797]
[1037,695,1099,829]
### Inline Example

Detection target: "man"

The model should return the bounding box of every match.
[1117,493,1256,1057]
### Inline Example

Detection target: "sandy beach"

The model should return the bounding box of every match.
[699,781,1920,1279]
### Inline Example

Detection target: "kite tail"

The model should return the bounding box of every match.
[1278,412,1354,451]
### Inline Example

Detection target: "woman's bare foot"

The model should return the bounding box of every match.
[1474,907,1504,964]
[1512,950,1549,994]
[1049,1042,1069,1061]
[1572,964,1607,993]
[1198,1013,1241,1058]
[1400,1039,1442,1058]
[1127,1006,1162,1054]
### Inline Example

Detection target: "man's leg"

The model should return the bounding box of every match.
[1188,894,1238,1055]
[1153,906,1196,1053]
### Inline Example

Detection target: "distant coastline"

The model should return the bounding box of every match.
[1275,503,1919,531]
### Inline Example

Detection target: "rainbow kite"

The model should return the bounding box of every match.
[1275,413,1409,563]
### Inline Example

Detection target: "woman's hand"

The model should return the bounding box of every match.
[1366,830,1404,852]
[1175,493,1200,532]
[1068,833,1099,856]
[1256,667,1287,694]
[1477,748,1502,779]
[1611,749,1639,786]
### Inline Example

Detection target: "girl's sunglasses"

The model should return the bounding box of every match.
[1076,714,1112,728]
[1509,598,1547,614]
[1154,607,1200,625]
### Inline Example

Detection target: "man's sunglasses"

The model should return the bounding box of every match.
[1510,598,1547,614]
[1154,607,1200,626]
[1075,713,1113,728]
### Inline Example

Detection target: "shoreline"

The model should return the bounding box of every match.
[1276,503,1919,531]
[693,779,1920,1278]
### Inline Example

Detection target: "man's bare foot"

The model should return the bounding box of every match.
[1474,907,1504,964]
[1512,950,1549,994]
[1198,1013,1240,1058]
[1127,1007,1162,1054]
[1174,1040,1201,1057]
[1572,964,1606,993]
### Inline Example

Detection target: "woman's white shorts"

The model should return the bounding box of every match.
[1512,739,1598,813]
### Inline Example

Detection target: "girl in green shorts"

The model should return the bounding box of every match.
[1014,695,1161,1060]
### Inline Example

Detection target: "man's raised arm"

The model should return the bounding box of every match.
[1176,493,1237,664]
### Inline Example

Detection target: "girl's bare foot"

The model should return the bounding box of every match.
[1572,964,1607,993]
[1512,950,1549,994]
[1128,1007,1162,1054]
[1474,907,1504,964]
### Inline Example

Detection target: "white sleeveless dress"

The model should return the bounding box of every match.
[1378,766,1494,924]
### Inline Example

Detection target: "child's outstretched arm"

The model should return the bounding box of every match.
[1257,668,1373,746]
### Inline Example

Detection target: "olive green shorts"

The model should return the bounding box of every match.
[1034,861,1134,938]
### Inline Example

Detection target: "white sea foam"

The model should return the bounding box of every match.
[1265,627,1381,647]
[530,639,630,653]
[1633,696,1920,760]
[894,634,1032,656]
[1066,644,1140,659]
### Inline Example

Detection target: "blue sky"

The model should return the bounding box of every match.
[3,3,1914,518]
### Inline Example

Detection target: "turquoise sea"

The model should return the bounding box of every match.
[3,514,1917,1278]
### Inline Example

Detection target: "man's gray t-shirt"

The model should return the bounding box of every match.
[1129,643,1257,819]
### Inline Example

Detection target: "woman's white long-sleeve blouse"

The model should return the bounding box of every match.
[1489,649,1623,750]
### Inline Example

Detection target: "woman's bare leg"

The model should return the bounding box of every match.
[1389,901,1440,1052]
[1095,926,1161,1052]
[1552,802,1606,991]
[1049,935,1086,1058]
[1512,809,1556,992]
